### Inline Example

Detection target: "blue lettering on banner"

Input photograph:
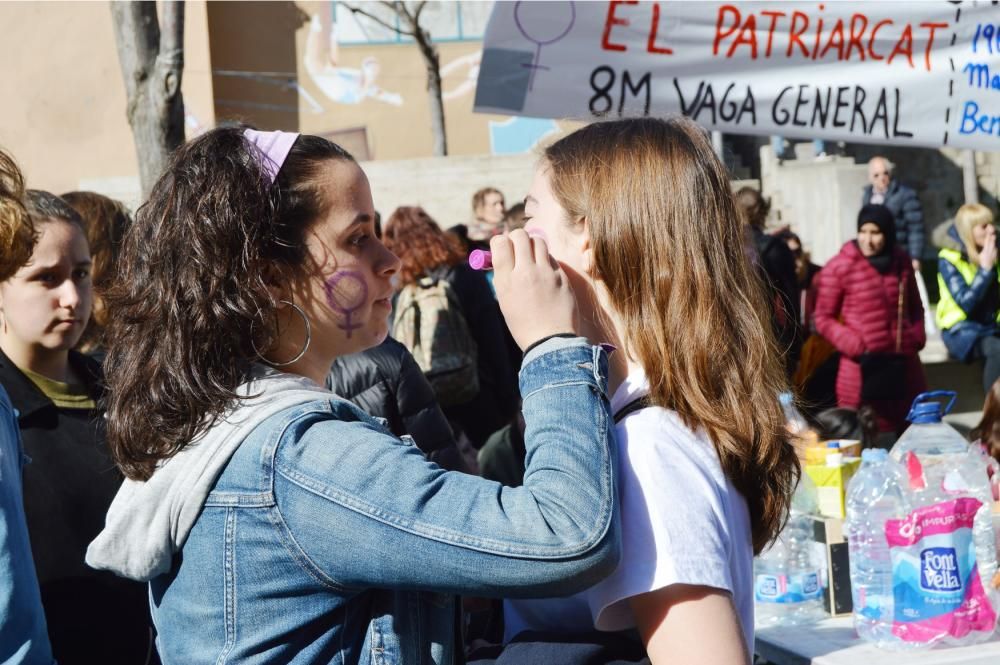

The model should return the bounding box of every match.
[964,63,1000,91]
[959,101,1000,136]
[920,547,962,592]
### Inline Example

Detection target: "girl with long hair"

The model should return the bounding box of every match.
[86,126,619,663]
[382,205,517,446]
[494,117,799,664]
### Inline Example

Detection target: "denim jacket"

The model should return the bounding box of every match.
[126,340,618,664]
[0,385,54,664]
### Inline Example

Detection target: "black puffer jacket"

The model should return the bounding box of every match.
[327,336,461,468]
[439,263,518,446]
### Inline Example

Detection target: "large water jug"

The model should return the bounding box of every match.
[845,448,914,649]
[885,391,999,647]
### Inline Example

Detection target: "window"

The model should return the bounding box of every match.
[333,1,493,45]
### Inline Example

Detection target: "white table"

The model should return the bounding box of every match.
[755,616,1000,665]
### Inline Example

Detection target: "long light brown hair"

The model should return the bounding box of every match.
[544,117,799,554]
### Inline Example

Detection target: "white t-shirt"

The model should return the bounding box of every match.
[504,368,755,653]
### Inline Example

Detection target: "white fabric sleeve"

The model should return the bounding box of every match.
[589,409,736,631]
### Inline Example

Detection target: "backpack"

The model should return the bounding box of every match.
[392,275,480,407]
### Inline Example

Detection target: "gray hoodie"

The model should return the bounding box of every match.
[86,367,333,582]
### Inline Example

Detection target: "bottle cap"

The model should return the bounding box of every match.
[906,391,957,424]
[862,448,888,462]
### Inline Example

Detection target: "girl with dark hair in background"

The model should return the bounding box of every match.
[382,205,518,447]
[86,126,620,664]
[0,190,151,663]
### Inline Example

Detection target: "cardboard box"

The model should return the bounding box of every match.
[805,458,861,518]
[808,515,853,617]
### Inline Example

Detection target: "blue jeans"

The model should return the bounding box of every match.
[151,340,620,664]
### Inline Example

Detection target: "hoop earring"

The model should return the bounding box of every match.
[251,299,312,367]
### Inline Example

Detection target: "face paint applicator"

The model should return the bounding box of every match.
[468,249,492,271]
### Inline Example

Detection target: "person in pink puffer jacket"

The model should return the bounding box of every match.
[814,204,927,434]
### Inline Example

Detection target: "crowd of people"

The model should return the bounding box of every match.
[0,121,998,665]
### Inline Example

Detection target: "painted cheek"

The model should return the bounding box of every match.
[525,227,548,242]
[323,270,369,339]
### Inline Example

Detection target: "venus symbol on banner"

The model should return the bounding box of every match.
[514,1,576,91]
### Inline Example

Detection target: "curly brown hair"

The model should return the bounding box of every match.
[382,206,463,286]
[104,125,354,480]
[0,148,34,281]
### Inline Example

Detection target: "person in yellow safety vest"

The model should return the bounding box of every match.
[937,203,1000,393]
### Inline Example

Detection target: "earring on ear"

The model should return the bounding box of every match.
[250,300,312,367]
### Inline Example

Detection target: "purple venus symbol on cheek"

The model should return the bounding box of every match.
[323,270,369,338]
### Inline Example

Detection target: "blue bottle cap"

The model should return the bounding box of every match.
[862,448,888,462]
[906,391,957,424]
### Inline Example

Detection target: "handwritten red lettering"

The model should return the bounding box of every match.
[602,0,637,52]
[788,11,811,58]
[728,14,758,58]
[820,18,846,60]
[811,16,825,59]
[761,10,786,58]
[868,19,893,60]
[920,21,948,71]
[647,2,673,54]
[714,5,742,55]
[846,14,868,61]
[887,23,914,67]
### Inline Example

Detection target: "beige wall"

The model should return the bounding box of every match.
[0,1,214,200]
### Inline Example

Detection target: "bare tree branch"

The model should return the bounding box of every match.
[412,1,429,28]
[343,2,415,37]
[342,0,446,155]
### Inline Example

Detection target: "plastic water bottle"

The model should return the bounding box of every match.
[779,391,809,438]
[754,512,827,627]
[845,448,912,649]
[890,391,999,627]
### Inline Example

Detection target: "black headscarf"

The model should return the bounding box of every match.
[857,204,896,274]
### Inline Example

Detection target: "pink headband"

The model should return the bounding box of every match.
[243,128,300,185]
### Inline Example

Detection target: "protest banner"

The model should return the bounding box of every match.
[473,1,1000,150]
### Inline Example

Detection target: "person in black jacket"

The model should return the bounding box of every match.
[327,336,467,471]
[0,191,152,664]
[736,187,802,376]
[383,206,518,447]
